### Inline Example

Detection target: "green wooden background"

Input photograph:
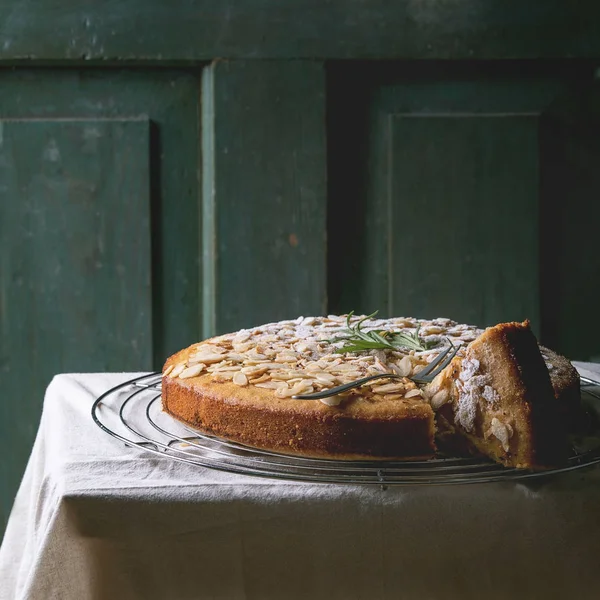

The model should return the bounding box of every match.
[2,1,600,540]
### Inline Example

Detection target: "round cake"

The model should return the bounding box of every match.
[161,314,580,466]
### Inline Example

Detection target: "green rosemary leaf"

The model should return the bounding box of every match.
[329,311,435,353]
[370,331,390,346]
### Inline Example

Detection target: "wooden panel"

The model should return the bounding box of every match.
[0,118,151,532]
[0,68,202,365]
[202,60,327,335]
[1,1,600,60]
[0,70,201,540]
[540,84,600,361]
[388,114,540,329]
[327,63,600,360]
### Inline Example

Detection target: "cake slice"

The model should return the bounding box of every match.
[426,321,567,469]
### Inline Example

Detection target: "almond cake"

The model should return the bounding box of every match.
[161,315,580,469]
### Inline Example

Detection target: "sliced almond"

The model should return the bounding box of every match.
[319,395,343,407]
[394,356,412,377]
[233,342,254,353]
[312,381,330,390]
[233,372,248,386]
[241,365,269,377]
[233,330,252,343]
[271,371,299,381]
[276,381,314,398]
[170,363,186,378]
[249,374,270,384]
[162,365,174,377]
[324,358,342,369]
[341,371,363,379]
[274,353,298,363]
[260,334,279,343]
[179,364,205,379]
[211,365,242,373]
[275,387,294,398]
[371,382,405,394]
[212,372,234,382]
[313,372,336,384]
[424,379,442,397]
[243,355,270,365]
[192,353,226,365]
[302,316,318,326]
[490,417,511,452]
[256,381,287,390]
[430,388,449,409]
[404,388,424,398]
[187,354,205,365]
[327,314,345,322]
[329,363,360,373]
[371,361,389,374]
[421,326,444,335]
[356,356,375,364]
[197,344,226,354]
[297,379,316,389]
[304,362,324,372]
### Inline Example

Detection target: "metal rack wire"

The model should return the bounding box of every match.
[91,372,600,485]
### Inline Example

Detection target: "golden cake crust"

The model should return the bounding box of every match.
[161,315,579,468]
[163,345,435,459]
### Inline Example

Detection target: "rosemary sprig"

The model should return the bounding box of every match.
[328,311,437,354]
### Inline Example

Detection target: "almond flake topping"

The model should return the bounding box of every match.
[233,372,248,386]
[165,314,484,405]
[430,389,449,410]
[371,382,405,394]
[489,417,513,452]
[179,364,205,379]
[170,363,186,378]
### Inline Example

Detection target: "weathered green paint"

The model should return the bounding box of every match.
[0,70,201,538]
[202,60,327,336]
[388,114,540,329]
[1,1,600,61]
[0,69,202,366]
[0,118,151,532]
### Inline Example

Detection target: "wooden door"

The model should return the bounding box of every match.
[0,69,202,533]
[0,64,328,537]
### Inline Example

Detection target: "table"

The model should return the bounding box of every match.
[2,365,600,600]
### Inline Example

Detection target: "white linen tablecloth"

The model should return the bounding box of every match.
[1,365,600,600]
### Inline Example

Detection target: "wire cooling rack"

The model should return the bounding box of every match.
[91,373,600,485]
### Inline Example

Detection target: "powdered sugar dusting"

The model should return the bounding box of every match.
[459,358,480,382]
[455,379,478,432]
[482,385,499,404]
[455,355,499,432]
